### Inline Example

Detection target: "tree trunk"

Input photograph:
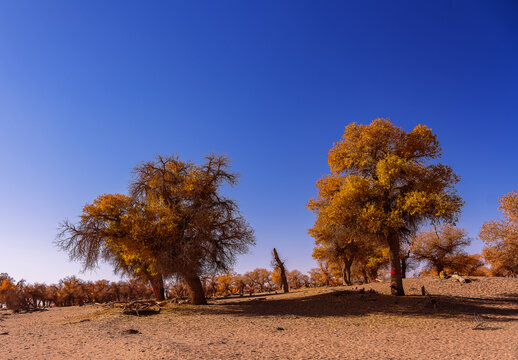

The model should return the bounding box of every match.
[342,259,352,286]
[435,264,444,275]
[387,234,405,296]
[183,273,207,305]
[401,257,407,279]
[280,271,289,293]
[272,248,289,293]
[361,269,369,284]
[149,274,165,301]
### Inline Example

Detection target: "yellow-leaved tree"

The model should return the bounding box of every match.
[58,193,170,300]
[410,224,471,274]
[58,154,255,304]
[308,118,463,295]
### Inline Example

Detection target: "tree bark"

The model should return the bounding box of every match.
[183,273,207,305]
[342,260,352,286]
[149,274,165,301]
[387,233,405,296]
[361,269,369,284]
[342,256,353,285]
[272,248,289,293]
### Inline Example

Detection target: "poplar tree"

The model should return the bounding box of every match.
[308,119,462,295]
[58,154,255,304]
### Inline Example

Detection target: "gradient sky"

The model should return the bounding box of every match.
[1,1,517,284]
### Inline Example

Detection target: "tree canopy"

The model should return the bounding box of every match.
[411,224,471,274]
[308,118,463,295]
[58,154,255,304]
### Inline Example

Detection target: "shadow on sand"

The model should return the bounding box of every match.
[193,288,518,323]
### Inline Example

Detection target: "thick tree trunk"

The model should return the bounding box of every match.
[342,257,353,285]
[149,274,165,301]
[280,271,289,293]
[272,248,289,293]
[342,261,352,286]
[361,269,369,284]
[387,234,405,296]
[183,273,207,305]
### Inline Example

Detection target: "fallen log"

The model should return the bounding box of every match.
[122,300,162,316]
[451,274,468,283]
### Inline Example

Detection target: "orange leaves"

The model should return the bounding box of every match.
[243,268,272,292]
[82,194,132,219]
[400,190,430,215]
[0,278,16,292]
[411,224,471,274]
[443,254,487,276]
[270,267,283,287]
[1,274,155,308]
[215,273,233,295]
[498,190,518,224]
[328,119,405,175]
[309,118,463,292]
[329,119,441,175]
[480,191,518,250]
[59,153,255,303]
[311,118,462,240]
[376,154,409,188]
[480,190,518,276]
[403,123,441,160]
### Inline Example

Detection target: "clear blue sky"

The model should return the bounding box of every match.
[1,1,517,284]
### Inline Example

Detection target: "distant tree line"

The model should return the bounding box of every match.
[0,274,153,311]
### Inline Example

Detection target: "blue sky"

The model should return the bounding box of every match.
[1,1,517,283]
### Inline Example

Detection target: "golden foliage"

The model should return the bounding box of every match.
[443,254,487,276]
[480,191,518,276]
[0,273,153,309]
[312,119,462,237]
[308,118,463,294]
[58,154,255,304]
[411,224,471,274]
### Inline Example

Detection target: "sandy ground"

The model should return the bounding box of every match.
[1,276,517,360]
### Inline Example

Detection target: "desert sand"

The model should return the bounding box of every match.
[1,276,517,360]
